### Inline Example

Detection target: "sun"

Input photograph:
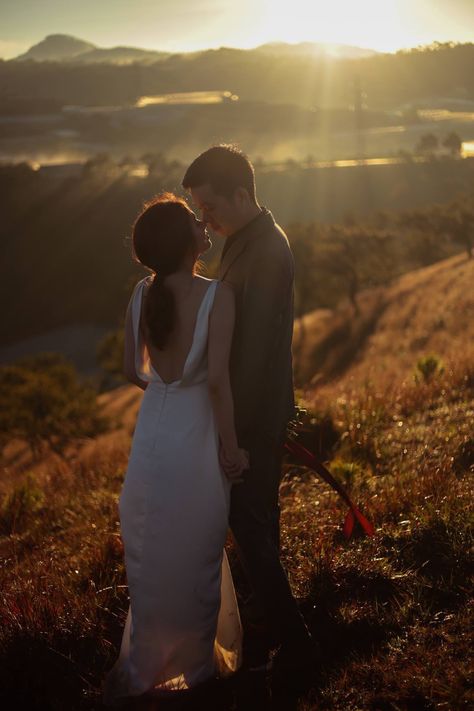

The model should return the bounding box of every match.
[252,0,416,52]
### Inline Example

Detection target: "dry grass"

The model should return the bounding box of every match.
[294,252,474,390]
[1,255,473,709]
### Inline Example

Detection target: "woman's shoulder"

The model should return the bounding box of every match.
[134,273,153,289]
[195,275,228,296]
[194,275,216,285]
[135,274,153,296]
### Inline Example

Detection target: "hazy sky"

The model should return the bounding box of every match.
[1,0,473,59]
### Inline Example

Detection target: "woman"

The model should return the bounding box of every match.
[103,193,247,706]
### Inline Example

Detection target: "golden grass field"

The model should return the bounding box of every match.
[1,253,473,709]
[293,252,474,389]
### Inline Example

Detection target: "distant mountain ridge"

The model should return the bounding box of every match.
[13,33,378,65]
[15,34,97,61]
[14,34,172,65]
[255,41,379,59]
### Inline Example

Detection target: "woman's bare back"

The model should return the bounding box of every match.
[139,274,214,384]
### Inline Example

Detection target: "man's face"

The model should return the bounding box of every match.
[190,184,242,238]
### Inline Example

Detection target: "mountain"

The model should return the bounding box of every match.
[255,41,379,59]
[14,34,378,66]
[15,34,97,62]
[14,34,171,64]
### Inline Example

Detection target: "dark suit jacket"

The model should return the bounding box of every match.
[218,207,295,445]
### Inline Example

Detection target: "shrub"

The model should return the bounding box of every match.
[452,437,474,475]
[329,458,364,489]
[415,354,443,383]
[0,353,108,457]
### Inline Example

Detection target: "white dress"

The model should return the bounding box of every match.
[103,276,242,706]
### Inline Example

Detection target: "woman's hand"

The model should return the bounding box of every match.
[219,445,249,483]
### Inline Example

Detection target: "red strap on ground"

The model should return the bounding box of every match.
[284,439,375,538]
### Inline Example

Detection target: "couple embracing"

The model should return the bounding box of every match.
[103,145,315,706]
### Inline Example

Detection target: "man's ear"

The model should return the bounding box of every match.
[234,186,250,207]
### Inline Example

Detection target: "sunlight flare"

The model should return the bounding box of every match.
[255,0,417,52]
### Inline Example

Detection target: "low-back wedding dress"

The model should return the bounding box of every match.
[103,276,242,706]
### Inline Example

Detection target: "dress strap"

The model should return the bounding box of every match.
[179,280,218,384]
[131,277,218,385]
[202,280,218,317]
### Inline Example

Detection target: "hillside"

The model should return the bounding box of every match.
[1,324,472,711]
[294,252,474,391]
[3,250,471,494]
[1,250,472,709]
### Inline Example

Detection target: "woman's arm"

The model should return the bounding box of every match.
[208,282,248,480]
[123,290,149,391]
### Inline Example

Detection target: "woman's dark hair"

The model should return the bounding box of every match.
[132,192,196,350]
[182,144,257,202]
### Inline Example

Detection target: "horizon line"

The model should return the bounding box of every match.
[2,35,472,61]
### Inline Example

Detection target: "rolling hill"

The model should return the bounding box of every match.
[293,252,474,392]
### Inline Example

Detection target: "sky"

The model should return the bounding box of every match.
[1,0,473,59]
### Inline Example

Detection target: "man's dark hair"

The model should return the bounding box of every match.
[182,144,257,202]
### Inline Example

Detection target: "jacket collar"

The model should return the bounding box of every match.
[219,207,274,281]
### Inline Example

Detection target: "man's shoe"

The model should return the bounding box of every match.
[270,637,320,693]
[240,633,273,673]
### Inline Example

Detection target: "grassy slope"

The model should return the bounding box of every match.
[294,252,474,390]
[291,252,474,709]
[0,254,473,709]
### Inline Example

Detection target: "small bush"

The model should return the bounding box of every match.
[330,458,364,489]
[452,437,474,475]
[0,353,108,457]
[415,354,443,382]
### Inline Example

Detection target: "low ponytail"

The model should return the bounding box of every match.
[144,272,175,350]
[131,193,196,350]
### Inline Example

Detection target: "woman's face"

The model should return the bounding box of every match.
[189,212,212,255]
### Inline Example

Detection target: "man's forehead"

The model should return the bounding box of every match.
[190,184,220,205]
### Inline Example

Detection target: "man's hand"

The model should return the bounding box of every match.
[219,445,249,484]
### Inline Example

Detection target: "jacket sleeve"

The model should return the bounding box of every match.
[232,243,294,437]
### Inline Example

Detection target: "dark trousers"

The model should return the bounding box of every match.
[229,431,309,648]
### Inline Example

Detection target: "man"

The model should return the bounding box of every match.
[182,145,314,684]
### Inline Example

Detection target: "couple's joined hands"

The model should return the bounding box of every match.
[219,445,249,483]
